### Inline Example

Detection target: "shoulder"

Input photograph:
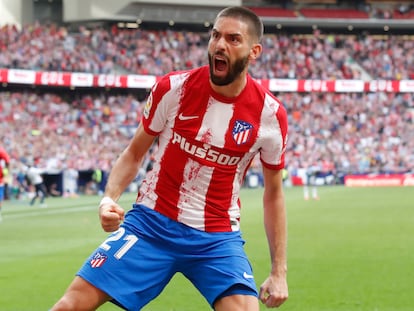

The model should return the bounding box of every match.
[154,66,207,94]
[144,67,207,114]
[248,77,287,119]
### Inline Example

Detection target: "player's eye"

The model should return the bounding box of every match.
[229,35,241,44]
[210,31,219,39]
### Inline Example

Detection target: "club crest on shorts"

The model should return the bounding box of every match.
[90,252,108,268]
[232,120,253,145]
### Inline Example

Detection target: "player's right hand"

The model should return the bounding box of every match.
[99,201,125,232]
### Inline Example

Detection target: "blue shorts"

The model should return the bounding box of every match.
[77,204,258,310]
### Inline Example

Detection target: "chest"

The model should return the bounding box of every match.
[171,92,262,155]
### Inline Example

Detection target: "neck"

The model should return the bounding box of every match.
[210,74,247,98]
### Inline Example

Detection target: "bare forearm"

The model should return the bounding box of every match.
[104,148,143,201]
[263,192,288,277]
[259,184,289,307]
[103,124,155,202]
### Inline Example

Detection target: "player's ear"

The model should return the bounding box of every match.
[249,43,262,61]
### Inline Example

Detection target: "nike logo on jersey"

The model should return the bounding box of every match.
[178,113,198,121]
[243,272,254,279]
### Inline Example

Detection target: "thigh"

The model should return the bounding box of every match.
[77,225,177,310]
[214,294,259,311]
[181,234,258,308]
[51,276,111,310]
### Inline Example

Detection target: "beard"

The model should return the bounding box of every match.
[208,52,249,86]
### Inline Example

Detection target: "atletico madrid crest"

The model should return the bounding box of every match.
[90,252,108,268]
[232,120,253,145]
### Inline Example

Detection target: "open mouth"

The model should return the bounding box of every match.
[214,55,228,73]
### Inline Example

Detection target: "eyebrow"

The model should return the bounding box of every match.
[211,28,242,37]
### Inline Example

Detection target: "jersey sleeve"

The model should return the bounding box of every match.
[260,95,289,170]
[141,74,174,136]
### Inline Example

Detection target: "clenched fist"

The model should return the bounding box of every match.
[99,197,125,232]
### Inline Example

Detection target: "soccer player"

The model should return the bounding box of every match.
[0,146,11,222]
[51,6,289,311]
[303,161,321,200]
[25,159,48,207]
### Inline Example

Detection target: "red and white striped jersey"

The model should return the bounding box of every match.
[137,66,288,232]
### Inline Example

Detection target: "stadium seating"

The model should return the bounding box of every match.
[299,8,369,19]
[248,7,298,18]
[1,2,413,193]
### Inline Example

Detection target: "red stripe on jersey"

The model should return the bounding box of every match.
[152,142,185,221]
[204,167,236,232]
[139,66,288,232]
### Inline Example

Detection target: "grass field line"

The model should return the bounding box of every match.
[3,204,96,219]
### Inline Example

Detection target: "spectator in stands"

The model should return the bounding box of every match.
[2,88,413,186]
[3,22,413,80]
[1,20,414,187]
[0,146,11,222]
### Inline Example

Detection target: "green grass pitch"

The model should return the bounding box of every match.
[1,186,413,310]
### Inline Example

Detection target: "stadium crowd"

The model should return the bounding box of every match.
[1,23,414,80]
[1,22,413,196]
[1,91,141,171]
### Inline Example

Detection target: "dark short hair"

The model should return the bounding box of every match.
[215,6,264,43]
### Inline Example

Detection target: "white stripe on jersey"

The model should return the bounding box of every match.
[196,96,234,146]
[177,158,213,231]
[138,67,287,232]
[259,93,284,166]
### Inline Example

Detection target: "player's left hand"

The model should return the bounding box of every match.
[259,275,288,308]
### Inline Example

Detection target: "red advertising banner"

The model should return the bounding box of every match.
[298,79,336,92]
[35,71,72,86]
[93,74,128,88]
[0,69,8,83]
[366,80,400,93]
[1,68,414,92]
[345,174,414,187]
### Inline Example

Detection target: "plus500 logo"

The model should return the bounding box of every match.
[172,132,241,166]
